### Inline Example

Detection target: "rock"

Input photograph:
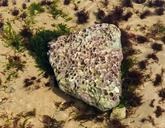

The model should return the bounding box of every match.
[111,107,126,119]
[49,24,123,111]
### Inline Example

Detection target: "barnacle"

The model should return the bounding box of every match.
[49,24,123,111]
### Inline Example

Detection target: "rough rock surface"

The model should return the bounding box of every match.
[49,24,123,111]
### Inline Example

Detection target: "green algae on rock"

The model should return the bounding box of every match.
[49,24,123,111]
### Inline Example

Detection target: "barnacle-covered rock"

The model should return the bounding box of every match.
[49,24,123,111]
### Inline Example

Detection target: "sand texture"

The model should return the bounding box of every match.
[0,0,165,128]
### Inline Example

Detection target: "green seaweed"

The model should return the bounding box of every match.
[121,58,134,79]
[28,2,45,16]
[28,24,70,75]
[120,56,144,107]
[6,71,18,81]
[4,55,26,81]
[1,21,24,52]
[48,1,67,19]
[42,115,63,128]
[6,56,26,71]
[151,21,165,34]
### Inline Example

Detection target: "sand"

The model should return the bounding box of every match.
[0,0,165,128]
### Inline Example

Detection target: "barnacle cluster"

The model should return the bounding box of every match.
[49,24,123,111]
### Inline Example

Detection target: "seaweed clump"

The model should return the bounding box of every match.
[11,7,20,16]
[158,88,165,101]
[120,30,135,57]
[149,22,165,37]
[102,0,109,6]
[147,0,165,7]
[123,91,142,107]
[108,118,128,128]
[4,55,26,81]
[133,0,146,4]
[76,9,89,24]
[74,113,100,122]
[48,2,67,19]
[122,0,133,7]
[140,10,152,19]
[151,43,163,51]
[0,0,8,6]
[40,0,53,6]
[0,110,35,128]
[20,12,27,19]
[28,24,70,74]
[138,60,147,70]
[155,8,164,15]
[120,28,144,108]
[97,7,132,24]
[103,6,124,25]
[63,0,70,5]
[153,74,162,86]
[149,99,155,107]
[0,15,4,31]
[1,21,24,52]
[122,12,133,21]
[6,55,25,71]
[141,116,155,126]
[136,35,148,43]
[28,2,45,16]
[20,26,33,39]
[154,106,165,118]
[24,78,34,87]
[42,115,63,128]
[96,9,105,20]
[22,2,27,9]
[121,61,143,107]
[123,70,144,87]
[147,53,159,61]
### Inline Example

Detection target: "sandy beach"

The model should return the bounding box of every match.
[0,0,165,127]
